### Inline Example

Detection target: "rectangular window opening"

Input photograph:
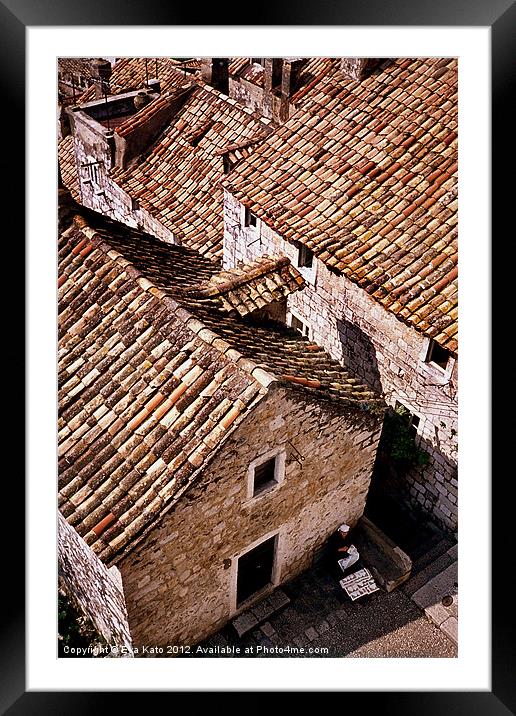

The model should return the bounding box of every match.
[297,244,314,268]
[253,456,278,496]
[425,339,450,370]
[290,314,309,337]
[394,401,420,436]
[244,207,258,228]
[222,154,232,175]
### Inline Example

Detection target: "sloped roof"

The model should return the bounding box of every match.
[290,58,339,105]
[58,135,81,203]
[186,255,305,316]
[58,207,383,563]
[110,83,271,262]
[58,58,97,78]
[114,88,190,139]
[228,57,339,101]
[223,58,458,353]
[79,57,198,103]
[229,58,265,86]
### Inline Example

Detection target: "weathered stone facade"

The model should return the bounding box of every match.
[229,75,265,115]
[223,190,458,532]
[229,58,304,123]
[120,385,382,647]
[58,513,133,654]
[66,100,177,243]
[339,58,381,81]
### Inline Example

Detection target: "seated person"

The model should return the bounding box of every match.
[335,523,360,572]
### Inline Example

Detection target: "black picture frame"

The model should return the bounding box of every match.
[8,0,509,710]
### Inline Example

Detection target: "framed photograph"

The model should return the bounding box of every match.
[9,0,507,709]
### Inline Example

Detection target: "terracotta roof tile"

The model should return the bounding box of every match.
[108,83,270,262]
[58,135,81,202]
[223,58,458,353]
[59,58,102,77]
[59,207,383,563]
[186,255,304,316]
[79,57,195,103]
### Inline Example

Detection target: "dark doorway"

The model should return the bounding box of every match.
[236,536,276,606]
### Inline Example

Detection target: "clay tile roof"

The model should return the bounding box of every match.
[290,58,340,105]
[114,88,191,139]
[110,84,271,263]
[58,58,97,78]
[79,57,195,103]
[186,255,305,316]
[228,58,339,100]
[229,57,251,77]
[229,58,265,86]
[58,135,81,202]
[223,57,458,354]
[58,207,383,563]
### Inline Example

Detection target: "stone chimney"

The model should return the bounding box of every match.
[263,58,304,123]
[279,58,304,122]
[201,58,229,95]
[90,58,112,98]
[340,58,381,81]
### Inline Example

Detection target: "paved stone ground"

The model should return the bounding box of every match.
[408,545,458,646]
[189,560,457,659]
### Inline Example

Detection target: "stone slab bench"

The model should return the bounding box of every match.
[352,516,412,592]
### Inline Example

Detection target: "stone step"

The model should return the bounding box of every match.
[411,536,456,575]
[231,588,290,638]
[352,516,412,592]
[411,561,458,646]
[403,541,457,597]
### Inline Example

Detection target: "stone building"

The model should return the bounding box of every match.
[58,203,384,646]
[222,57,458,532]
[59,57,271,263]
[58,511,133,655]
[227,57,336,123]
[58,58,110,104]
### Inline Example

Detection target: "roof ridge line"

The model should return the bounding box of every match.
[187,255,293,297]
[72,215,278,391]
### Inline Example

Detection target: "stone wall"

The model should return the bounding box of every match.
[340,58,381,81]
[67,108,175,243]
[224,190,458,532]
[119,384,382,648]
[58,512,133,654]
[229,77,265,114]
[229,66,296,122]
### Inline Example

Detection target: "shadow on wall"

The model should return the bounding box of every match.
[336,317,384,395]
[368,422,458,541]
[336,316,457,537]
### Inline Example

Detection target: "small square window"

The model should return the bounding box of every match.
[290,314,309,337]
[409,414,420,437]
[297,244,313,268]
[395,401,420,436]
[425,339,450,370]
[244,207,258,228]
[222,154,232,175]
[252,456,278,496]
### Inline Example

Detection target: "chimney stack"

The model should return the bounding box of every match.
[91,58,112,99]
[201,58,229,95]
[279,58,304,122]
[340,58,381,81]
[264,58,304,123]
